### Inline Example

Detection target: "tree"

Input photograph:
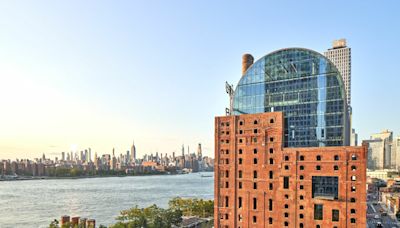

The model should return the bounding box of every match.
[113,204,182,228]
[168,197,213,218]
[49,219,59,228]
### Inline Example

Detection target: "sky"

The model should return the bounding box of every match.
[0,1,399,160]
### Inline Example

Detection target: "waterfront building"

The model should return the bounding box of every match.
[233,48,350,147]
[215,49,366,227]
[87,219,96,228]
[71,217,80,226]
[60,215,70,226]
[215,112,366,228]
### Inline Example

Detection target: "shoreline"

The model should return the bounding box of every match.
[0,171,213,182]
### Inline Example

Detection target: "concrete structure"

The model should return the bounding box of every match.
[367,169,399,180]
[365,139,386,170]
[364,130,393,170]
[393,136,400,170]
[214,112,367,228]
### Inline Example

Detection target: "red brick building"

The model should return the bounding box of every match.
[214,112,366,228]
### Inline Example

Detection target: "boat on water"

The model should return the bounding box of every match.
[201,174,212,178]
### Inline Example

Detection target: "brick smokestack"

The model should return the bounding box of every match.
[242,53,254,75]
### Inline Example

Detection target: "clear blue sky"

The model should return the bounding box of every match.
[0,1,399,159]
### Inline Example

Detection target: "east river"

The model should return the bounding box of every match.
[0,172,214,228]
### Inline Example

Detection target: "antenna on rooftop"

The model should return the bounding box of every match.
[225,81,234,116]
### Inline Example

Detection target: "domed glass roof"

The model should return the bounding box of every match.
[233,48,348,147]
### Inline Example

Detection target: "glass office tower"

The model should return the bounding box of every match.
[233,48,349,147]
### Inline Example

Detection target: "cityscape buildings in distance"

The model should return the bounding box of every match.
[215,41,367,227]
[0,141,214,180]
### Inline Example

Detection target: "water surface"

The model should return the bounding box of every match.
[0,172,214,228]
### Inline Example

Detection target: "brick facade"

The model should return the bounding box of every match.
[214,112,366,228]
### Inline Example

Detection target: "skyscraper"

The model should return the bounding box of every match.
[197,143,202,160]
[324,39,351,109]
[325,39,354,143]
[130,140,136,162]
[88,148,92,162]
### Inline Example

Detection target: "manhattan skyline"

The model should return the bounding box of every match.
[1,1,400,159]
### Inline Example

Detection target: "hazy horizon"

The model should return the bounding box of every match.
[1,1,400,160]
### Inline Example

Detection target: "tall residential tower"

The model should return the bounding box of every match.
[324,39,351,108]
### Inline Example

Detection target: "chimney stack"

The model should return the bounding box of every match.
[242,54,254,75]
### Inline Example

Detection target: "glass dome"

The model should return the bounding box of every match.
[233,48,349,147]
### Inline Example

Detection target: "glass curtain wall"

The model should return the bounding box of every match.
[233,48,348,147]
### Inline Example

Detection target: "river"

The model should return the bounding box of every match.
[0,172,214,228]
